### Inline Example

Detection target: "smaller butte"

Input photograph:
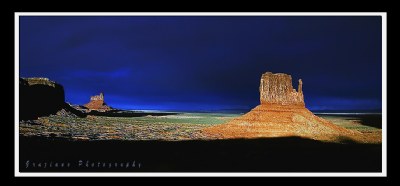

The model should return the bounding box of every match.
[84,92,112,112]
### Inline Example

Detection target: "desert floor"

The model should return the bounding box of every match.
[20,112,381,142]
[19,112,382,172]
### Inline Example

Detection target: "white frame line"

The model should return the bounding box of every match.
[14,12,387,177]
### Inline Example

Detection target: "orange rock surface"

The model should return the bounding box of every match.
[203,104,357,141]
[84,92,112,112]
[203,72,370,142]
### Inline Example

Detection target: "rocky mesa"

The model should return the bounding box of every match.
[20,77,85,120]
[20,78,66,120]
[203,72,361,142]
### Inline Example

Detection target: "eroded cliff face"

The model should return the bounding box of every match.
[84,93,112,112]
[203,72,363,142]
[20,78,65,120]
[259,72,304,106]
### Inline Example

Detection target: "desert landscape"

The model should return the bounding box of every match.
[19,111,381,142]
[17,15,386,174]
[19,73,382,172]
[20,73,381,143]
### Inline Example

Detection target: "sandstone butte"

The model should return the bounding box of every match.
[84,92,112,112]
[203,72,380,143]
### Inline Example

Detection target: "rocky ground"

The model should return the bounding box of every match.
[19,112,381,143]
[318,114,382,143]
[19,113,236,141]
[202,105,382,144]
[198,72,381,144]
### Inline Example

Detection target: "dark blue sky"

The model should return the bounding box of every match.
[19,16,382,111]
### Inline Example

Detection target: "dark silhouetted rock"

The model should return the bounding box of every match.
[58,103,87,118]
[70,104,89,113]
[19,78,87,120]
[19,78,65,120]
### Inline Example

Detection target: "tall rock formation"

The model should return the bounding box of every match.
[84,92,112,112]
[203,72,356,142]
[20,78,65,120]
[259,72,304,106]
[19,77,86,120]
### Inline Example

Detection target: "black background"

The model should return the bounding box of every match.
[5,1,392,183]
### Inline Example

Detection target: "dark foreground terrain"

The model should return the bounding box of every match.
[20,136,381,172]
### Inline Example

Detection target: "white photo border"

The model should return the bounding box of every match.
[14,12,387,177]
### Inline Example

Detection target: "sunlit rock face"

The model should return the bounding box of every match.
[259,72,304,106]
[84,92,112,112]
[203,72,359,142]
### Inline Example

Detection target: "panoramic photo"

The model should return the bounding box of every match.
[16,14,384,173]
